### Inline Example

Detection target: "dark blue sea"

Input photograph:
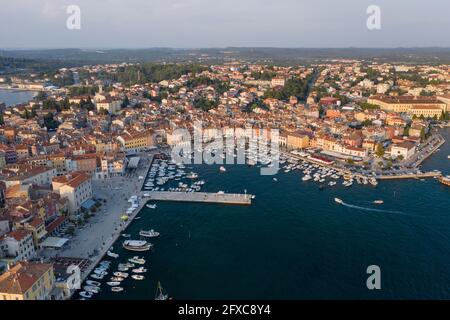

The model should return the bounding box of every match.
[93,128,450,300]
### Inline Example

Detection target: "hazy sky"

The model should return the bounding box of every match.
[1,0,449,48]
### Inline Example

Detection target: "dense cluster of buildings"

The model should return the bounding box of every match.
[0,59,449,299]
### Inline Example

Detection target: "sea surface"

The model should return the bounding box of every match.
[0,89,36,107]
[93,128,450,300]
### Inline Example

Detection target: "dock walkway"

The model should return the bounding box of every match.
[146,191,253,205]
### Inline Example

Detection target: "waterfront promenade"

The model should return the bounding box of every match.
[50,153,154,291]
[147,191,253,205]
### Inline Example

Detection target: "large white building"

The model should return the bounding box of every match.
[52,172,93,214]
[0,230,36,263]
[390,141,417,160]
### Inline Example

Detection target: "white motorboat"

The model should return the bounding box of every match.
[373,200,384,204]
[146,204,157,209]
[113,272,129,278]
[132,267,147,274]
[123,240,153,252]
[111,287,124,293]
[334,198,344,204]
[107,282,122,287]
[273,178,278,182]
[84,286,100,294]
[79,291,93,299]
[110,276,125,282]
[90,274,104,280]
[86,280,101,287]
[139,229,160,238]
[186,172,198,179]
[219,166,226,172]
[132,275,145,281]
[93,269,107,276]
[107,251,119,259]
[129,256,146,265]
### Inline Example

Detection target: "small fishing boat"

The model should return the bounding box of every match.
[107,282,122,287]
[84,286,100,294]
[139,229,160,238]
[132,275,145,281]
[90,274,104,280]
[93,269,107,276]
[132,267,147,274]
[107,251,119,258]
[110,277,124,282]
[113,272,129,278]
[129,256,146,265]
[86,280,101,287]
[79,291,93,299]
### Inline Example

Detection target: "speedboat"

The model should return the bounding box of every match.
[111,287,124,293]
[129,256,146,265]
[146,204,157,209]
[110,276,125,282]
[113,272,129,278]
[139,229,160,238]
[94,269,107,276]
[123,240,153,252]
[86,280,101,287]
[132,275,145,281]
[84,286,100,294]
[334,198,344,204]
[107,282,122,287]
[373,200,384,204]
[107,251,119,258]
[132,267,147,274]
[79,291,93,299]
[219,166,226,172]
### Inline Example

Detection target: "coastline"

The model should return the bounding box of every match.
[52,153,154,297]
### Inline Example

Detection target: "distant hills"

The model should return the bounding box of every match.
[1,47,450,65]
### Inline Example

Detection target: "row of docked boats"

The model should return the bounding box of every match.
[280,155,378,188]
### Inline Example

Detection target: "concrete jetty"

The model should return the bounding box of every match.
[146,191,253,205]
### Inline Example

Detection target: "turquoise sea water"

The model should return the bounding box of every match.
[93,128,450,300]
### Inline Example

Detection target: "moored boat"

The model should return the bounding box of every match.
[79,291,93,299]
[439,175,450,187]
[123,240,153,252]
[129,256,146,265]
[86,280,101,287]
[139,229,160,238]
[107,282,122,286]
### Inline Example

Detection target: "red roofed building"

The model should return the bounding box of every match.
[0,229,36,263]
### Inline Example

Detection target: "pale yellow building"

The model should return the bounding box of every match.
[0,262,55,300]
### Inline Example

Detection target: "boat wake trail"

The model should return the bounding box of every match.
[340,202,406,215]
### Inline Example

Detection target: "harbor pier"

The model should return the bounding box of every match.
[146,191,253,205]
